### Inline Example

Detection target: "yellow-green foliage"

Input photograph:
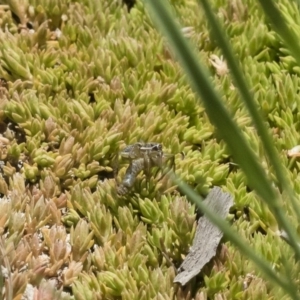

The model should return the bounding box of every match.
[0,0,299,299]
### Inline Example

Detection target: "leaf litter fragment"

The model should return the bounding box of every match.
[174,186,233,285]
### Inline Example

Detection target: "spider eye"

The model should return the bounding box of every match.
[151,144,162,151]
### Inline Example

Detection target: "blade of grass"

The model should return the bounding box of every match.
[143,0,300,257]
[198,0,300,257]
[173,174,299,300]
[258,0,300,67]
[292,0,300,9]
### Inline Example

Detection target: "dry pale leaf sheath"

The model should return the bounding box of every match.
[174,186,233,285]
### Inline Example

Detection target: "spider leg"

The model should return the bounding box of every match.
[156,153,174,182]
[148,150,161,180]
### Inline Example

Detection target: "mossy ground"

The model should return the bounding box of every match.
[0,0,299,299]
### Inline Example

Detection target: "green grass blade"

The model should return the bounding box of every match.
[198,0,300,255]
[174,176,299,300]
[143,0,300,257]
[257,0,300,67]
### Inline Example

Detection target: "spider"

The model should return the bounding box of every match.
[114,142,175,195]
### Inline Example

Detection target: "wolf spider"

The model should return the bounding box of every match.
[114,142,175,195]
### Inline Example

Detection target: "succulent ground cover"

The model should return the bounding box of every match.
[0,0,300,299]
